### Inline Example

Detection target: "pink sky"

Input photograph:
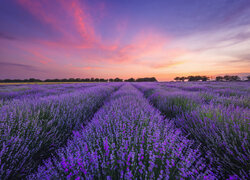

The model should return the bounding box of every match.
[0,0,250,81]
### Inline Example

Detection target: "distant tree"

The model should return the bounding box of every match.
[28,78,42,82]
[75,78,80,82]
[3,79,11,82]
[68,78,74,82]
[94,78,100,82]
[44,79,52,82]
[247,76,250,81]
[125,78,135,82]
[174,77,180,81]
[100,78,108,82]
[85,78,90,82]
[223,75,241,81]
[201,76,209,81]
[13,79,22,82]
[53,79,60,82]
[223,75,230,81]
[185,75,209,82]
[136,77,157,82]
[216,76,223,81]
[114,78,123,82]
[180,77,186,82]
[196,76,202,81]
[109,78,114,82]
[231,76,241,81]
[29,78,35,82]
[187,76,195,81]
[149,77,157,82]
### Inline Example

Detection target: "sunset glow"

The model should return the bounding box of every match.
[0,0,250,80]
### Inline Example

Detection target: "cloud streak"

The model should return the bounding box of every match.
[0,62,45,72]
[0,32,17,41]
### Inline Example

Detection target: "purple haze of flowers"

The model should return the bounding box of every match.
[135,82,250,179]
[0,83,97,105]
[30,84,215,179]
[0,83,120,179]
[162,81,250,108]
[175,104,250,179]
[1,81,248,179]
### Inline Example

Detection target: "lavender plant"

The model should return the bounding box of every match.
[135,83,200,118]
[176,104,250,179]
[199,92,250,108]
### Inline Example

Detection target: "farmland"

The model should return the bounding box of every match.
[0,82,249,179]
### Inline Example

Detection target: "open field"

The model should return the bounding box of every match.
[0,82,249,179]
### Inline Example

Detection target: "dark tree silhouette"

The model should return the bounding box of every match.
[136,77,157,82]
[99,78,108,82]
[224,75,241,81]
[187,76,196,81]
[201,76,209,81]
[224,75,230,81]
[231,76,241,81]
[109,78,114,82]
[94,78,99,82]
[174,75,209,82]
[114,78,123,82]
[174,77,180,81]
[180,77,186,82]
[125,78,135,82]
[216,76,223,81]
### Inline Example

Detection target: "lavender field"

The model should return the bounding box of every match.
[0,82,249,180]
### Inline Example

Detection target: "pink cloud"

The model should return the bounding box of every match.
[16,0,99,47]
[14,0,189,76]
[67,0,97,44]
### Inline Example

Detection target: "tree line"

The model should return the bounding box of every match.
[174,76,210,82]
[215,75,243,81]
[0,77,158,83]
[174,75,250,82]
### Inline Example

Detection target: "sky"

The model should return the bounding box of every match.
[0,0,250,81]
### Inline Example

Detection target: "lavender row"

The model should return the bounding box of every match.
[135,83,250,179]
[0,84,119,179]
[161,82,250,98]
[159,82,249,108]
[30,84,215,179]
[0,83,97,104]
